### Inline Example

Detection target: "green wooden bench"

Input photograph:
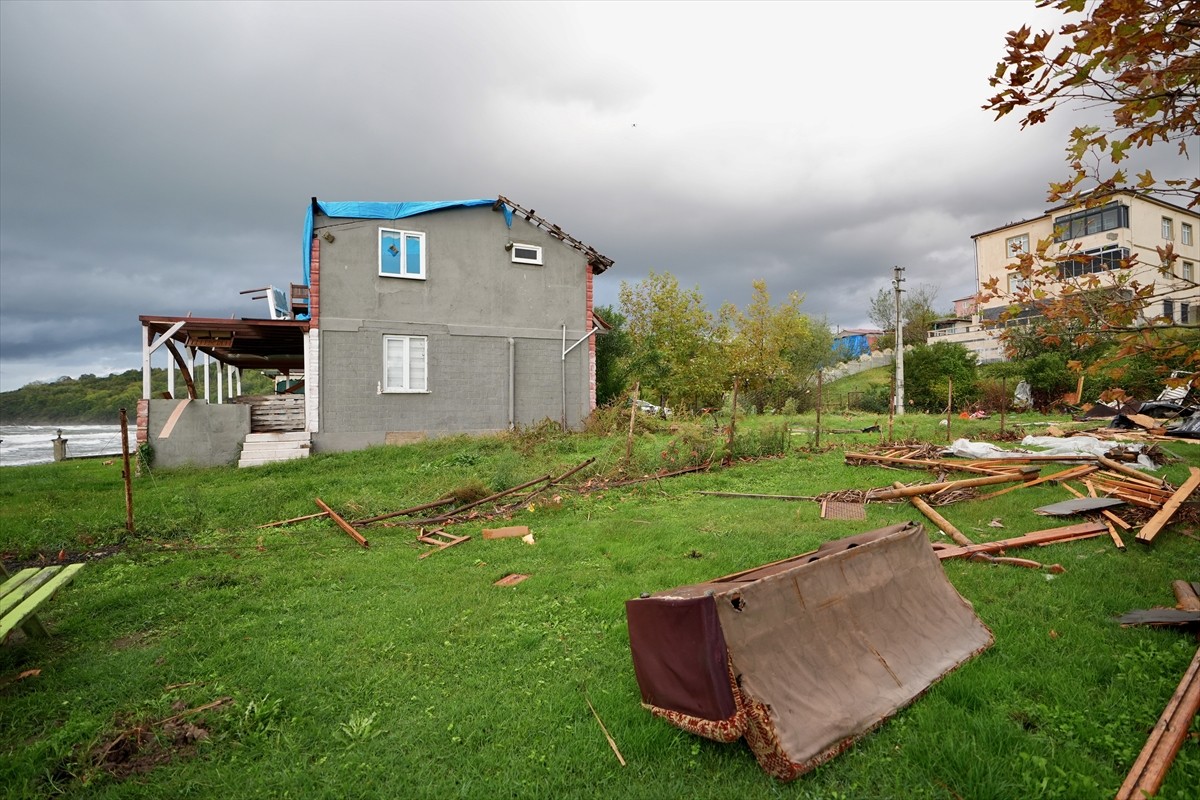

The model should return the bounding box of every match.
[1,564,84,640]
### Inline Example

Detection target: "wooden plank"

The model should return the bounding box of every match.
[898,483,973,547]
[0,568,40,602]
[1137,467,1200,544]
[157,398,191,439]
[1114,643,1200,800]
[314,498,369,549]
[1173,580,1200,612]
[0,564,83,639]
[0,567,61,617]
[1097,455,1167,487]
[869,470,1039,501]
[935,522,1108,560]
[974,464,1098,501]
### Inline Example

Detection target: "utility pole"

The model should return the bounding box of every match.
[893,265,906,416]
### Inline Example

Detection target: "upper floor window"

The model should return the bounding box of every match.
[1052,202,1129,242]
[383,335,428,392]
[1057,245,1129,280]
[1007,272,1029,294]
[380,229,426,279]
[1006,234,1030,258]
[1182,222,1193,246]
[510,243,543,265]
[1183,261,1195,282]
[1162,217,1174,241]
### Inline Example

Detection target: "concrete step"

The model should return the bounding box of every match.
[245,431,310,443]
[238,433,311,468]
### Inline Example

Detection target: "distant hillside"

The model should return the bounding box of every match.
[0,368,274,425]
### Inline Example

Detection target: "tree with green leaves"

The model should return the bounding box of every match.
[618,271,726,412]
[721,280,831,412]
[592,304,630,406]
[868,282,943,351]
[982,0,1199,392]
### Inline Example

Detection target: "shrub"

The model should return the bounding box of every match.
[904,343,979,412]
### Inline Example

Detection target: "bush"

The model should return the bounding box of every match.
[904,343,979,412]
[1022,352,1074,409]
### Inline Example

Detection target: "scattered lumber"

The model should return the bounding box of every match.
[351,496,456,526]
[416,529,471,559]
[1097,455,1168,488]
[314,498,369,549]
[401,474,554,527]
[869,470,1039,501]
[1114,643,1200,800]
[1136,467,1200,544]
[967,553,1064,573]
[974,464,1099,501]
[1061,482,1127,548]
[935,522,1108,560]
[1172,580,1200,612]
[896,482,973,547]
[257,510,330,529]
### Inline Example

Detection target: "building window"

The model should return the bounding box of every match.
[1183,222,1193,246]
[1163,298,1174,321]
[1007,272,1029,294]
[379,229,426,279]
[1057,246,1129,279]
[383,335,428,392]
[1184,261,1195,281]
[1052,202,1129,242]
[1006,234,1030,258]
[1162,217,1173,241]
[510,243,543,265]
[1181,303,1190,324]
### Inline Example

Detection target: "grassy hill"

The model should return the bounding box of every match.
[0,368,274,425]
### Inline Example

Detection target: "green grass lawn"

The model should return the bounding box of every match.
[2,413,1198,799]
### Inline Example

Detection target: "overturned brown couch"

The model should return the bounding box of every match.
[625,521,993,780]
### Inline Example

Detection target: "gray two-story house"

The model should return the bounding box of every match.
[304,196,613,452]
[137,196,612,467]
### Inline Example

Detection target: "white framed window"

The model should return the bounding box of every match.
[1005,234,1030,258]
[1007,272,1029,294]
[1184,261,1195,281]
[379,229,426,279]
[1161,217,1173,241]
[510,243,543,265]
[383,335,428,392]
[1182,222,1193,246]
[1163,298,1174,321]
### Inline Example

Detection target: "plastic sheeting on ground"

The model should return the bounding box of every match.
[946,436,1157,470]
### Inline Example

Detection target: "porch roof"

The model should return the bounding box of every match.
[139,315,309,372]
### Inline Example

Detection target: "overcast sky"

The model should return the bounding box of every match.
[0,1,1184,393]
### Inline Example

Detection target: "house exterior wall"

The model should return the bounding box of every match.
[309,205,594,452]
[975,193,1199,319]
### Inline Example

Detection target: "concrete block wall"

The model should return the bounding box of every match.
[145,399,250,468]
[313,326,588,453]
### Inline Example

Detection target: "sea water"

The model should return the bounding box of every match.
[0,424,137,467]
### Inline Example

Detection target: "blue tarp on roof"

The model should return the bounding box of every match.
[302,198,508,286]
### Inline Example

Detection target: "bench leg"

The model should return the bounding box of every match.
[21,615,50,639]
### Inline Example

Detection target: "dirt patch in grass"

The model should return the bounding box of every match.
[2,545,126,570]
[84,697,232,782]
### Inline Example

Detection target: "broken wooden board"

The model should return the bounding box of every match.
[1136,467,1200,544]
[417,529,470,559]
[494,574,530,587]
[482,526,531,540]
